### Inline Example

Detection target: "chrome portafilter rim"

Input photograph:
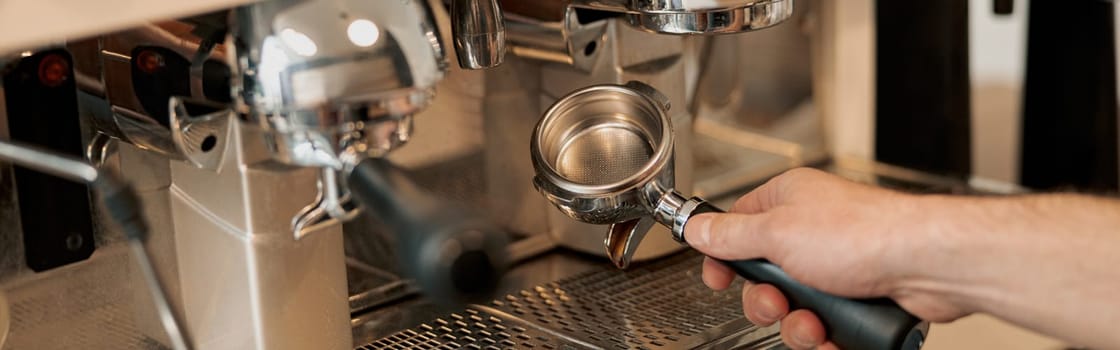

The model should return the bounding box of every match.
[530,82,675,203]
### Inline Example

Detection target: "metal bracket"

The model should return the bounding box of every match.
[168,96,233,171]
[291,167,362,240]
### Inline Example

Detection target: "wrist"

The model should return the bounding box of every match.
[880,193,998,316]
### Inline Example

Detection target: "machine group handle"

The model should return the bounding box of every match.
[349,158,508,304]
[689,202,929,350]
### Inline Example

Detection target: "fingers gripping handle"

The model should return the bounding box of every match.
[687,202,929,350]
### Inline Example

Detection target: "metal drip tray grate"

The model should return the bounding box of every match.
[360,253,781,349]
[358,307,585,350]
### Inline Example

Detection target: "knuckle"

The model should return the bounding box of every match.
[773,167,826,198]
[731,193,755,212]
[778,167,819,184]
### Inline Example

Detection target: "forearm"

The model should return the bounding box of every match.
[898,193,1120,349]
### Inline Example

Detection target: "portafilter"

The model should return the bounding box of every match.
[531,82,929,350]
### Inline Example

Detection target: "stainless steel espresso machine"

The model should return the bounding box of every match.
[0,0,936,349]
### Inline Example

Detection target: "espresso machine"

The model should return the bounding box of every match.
[0,0,941,349]
[2,1,513,348]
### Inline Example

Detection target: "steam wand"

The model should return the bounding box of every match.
[0,140,192,350]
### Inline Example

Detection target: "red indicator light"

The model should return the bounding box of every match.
[37,54,69,88]
[135,50,165,74]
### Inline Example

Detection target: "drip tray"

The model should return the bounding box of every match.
[359,253,784,350]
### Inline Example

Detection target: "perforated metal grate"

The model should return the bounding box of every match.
[490,257,747,349]
[357,307,584,350]
[3,249,169,350]
[362,253,770,350]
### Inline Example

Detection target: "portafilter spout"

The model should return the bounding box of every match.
[531,82,930,350]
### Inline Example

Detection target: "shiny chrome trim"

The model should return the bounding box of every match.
[99,49,131,62]
[0,141,98,183]
[232,0,447,166]
[451,0,507,69]
[570,0,795,35]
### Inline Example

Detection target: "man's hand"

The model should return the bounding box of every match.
[683,168,972,349]
[684,167,1120,350]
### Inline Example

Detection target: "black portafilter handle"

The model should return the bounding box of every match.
[348,158,509,304]
[689,202,929,350]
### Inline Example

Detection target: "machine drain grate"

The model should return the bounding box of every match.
[361,253,776,349]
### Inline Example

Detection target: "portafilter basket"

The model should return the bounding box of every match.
[531,81,674,227]
[531,82,930,350]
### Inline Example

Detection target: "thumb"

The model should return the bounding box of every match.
[684,212,776,261]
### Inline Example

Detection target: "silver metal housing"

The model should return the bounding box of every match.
[231,0,448,167]
[167,121,351,350]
